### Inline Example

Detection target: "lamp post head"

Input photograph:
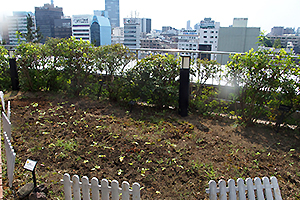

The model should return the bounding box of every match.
[181,55,190,69]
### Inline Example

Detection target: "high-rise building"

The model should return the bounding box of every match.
[7,11,35,45]
[105,0,120,28]
[187,20,191,30]
[35,3,63,43]
[140,18,151,34]
[123,18,141,48]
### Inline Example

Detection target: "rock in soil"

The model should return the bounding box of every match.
[16,183,34,199]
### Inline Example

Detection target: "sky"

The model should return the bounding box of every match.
[1,0,300,33]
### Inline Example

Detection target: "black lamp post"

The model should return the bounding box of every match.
[9,50,19,91]
[179,55,190,117]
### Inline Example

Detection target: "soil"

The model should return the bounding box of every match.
[2,92,300,199]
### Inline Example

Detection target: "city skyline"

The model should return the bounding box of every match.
[1,0,300,32]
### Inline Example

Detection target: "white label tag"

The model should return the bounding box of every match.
[24,159,37,171]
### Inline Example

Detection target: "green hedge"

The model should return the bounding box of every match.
[1,39,299,126]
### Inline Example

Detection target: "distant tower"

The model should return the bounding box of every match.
[51,0,54,5]
[105,0,120,28]
[187,20,191,30]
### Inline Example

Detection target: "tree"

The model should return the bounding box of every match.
[257,31,272,47]
[19,14,43,43]
[273,38,282,49]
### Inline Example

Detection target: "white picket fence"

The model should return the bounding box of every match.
[61,173,141,200]
[3,132,16,188]
[206,176,282,200]
[1,91,16,188]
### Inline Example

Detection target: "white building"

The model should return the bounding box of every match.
[112,27,124,44]
[123,18,141,48]
[72,15,92,42]
[197,18,220,60]
[178,29,199,51]
[7,11,35,45]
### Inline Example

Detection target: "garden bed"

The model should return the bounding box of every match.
[2,92,300,199]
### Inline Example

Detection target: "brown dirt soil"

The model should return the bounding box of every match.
[2,92,300,199]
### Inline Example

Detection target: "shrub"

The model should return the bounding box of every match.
[124,54,180,108]
[226,49,299,125]
[0,46,10,91]
[15,42,49,91]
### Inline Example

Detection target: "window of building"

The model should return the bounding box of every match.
[210,36,214,38]
[215,36,218,38]
[210,41,213,43]
[203,36,207,38]
[204,41,208,43]
[211,31,214,33]
[204,31,207,33]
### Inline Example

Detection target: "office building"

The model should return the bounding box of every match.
[72,14,111,46]
[35,3,63,43]
[72,15,92,42]
[105,0,120,28]
[217,19,260,64]
[7,11,35,45]
[197,18,220,60]
[123,18,141,48]
[54,18,72,39]
[140,18,151,34]
[123,17,151,48]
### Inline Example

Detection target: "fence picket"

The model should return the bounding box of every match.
[228,179,236,200]
[132,182,141,200]
[2,111,11,140]
[0,91,4,112]
[254,177,264,200]
[8,101,11,120]
[111,180,120,200]
[246,178,255,199]
[72,175,81,200]
[237,178,246,200]
[101,179,110,200]
[121,181,130,200]
[82,176,90,200]
[3,132,16,188]
[91,177,100,200]
[219,179,227,200]
[270,177,282,200]
[207,180,217,200]
[63,174,72,200]
[263,177,273,200]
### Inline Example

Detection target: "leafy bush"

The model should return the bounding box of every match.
[94,44,134,100]
[15,42,49,91]
[0,46,10,91]
[54,37,96,96]
[226,49,300,125]
[124,54,180,107]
